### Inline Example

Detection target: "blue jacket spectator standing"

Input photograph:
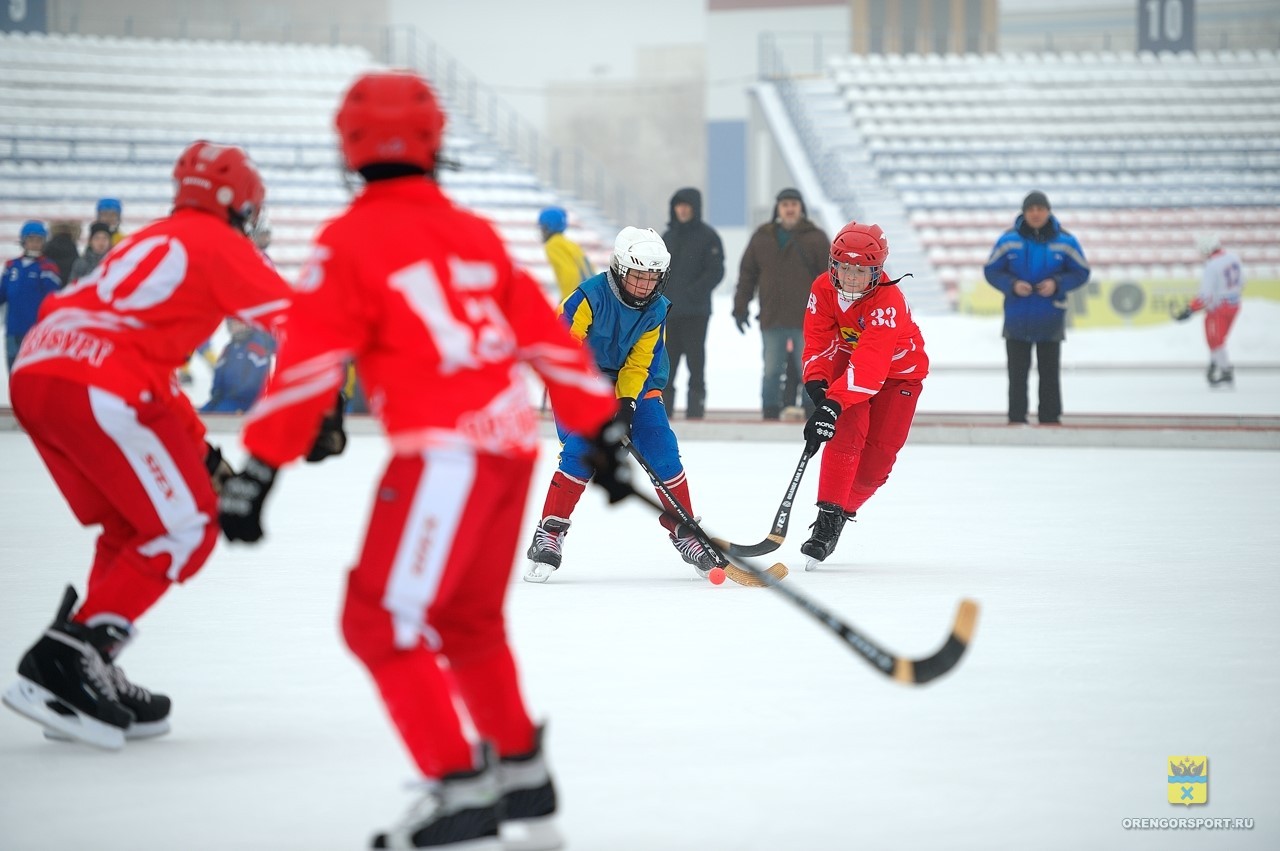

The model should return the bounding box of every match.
[201,319,274,413]
[984,191,1090,425]
[2,221,63,373]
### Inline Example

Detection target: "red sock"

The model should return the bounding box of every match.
[73,553,172,627]
[540,470,586,521]
[656,470,692,535]
[368,647,476,779]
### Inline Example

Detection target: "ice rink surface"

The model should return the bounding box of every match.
[2,432,1278,850]
[3,298,1279,849]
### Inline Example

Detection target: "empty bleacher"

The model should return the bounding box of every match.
[805,49,1280,300]
[0,32,609,288]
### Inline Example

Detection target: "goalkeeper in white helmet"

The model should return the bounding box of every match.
[525,226,720,583]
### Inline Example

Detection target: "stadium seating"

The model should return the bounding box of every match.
[807,49,1280,301]
[0,32,610,288]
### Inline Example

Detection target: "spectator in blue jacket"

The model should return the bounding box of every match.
[200,319,274,413]
[984,191,1090,425]
[2,221,63,373]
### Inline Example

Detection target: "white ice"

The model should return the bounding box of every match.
[2,304,1278,850]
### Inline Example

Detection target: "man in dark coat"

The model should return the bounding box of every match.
[734,188,830,419]
[660,187,724,419]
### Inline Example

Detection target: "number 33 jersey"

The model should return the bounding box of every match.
[800,273,930,409]
[242,178,615,467]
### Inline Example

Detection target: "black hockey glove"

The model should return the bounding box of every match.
[611,397,637,438]
[804,379,828,407]
[1172,306,1193,322]
[733,313,750,335]
[588,420,633,504]
[204,442,234,495]
[218,457,277,543]
[804,399,842,446]
[305,392,347,463]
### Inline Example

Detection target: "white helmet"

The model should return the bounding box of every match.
[1195,233,1221,257]
[610,226,670,308]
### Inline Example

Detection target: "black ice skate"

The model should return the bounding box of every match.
[670,520,721,580]
[44,620,172,742]
[372,748,502,850]
[524,517,570,584]
[498,726,563,851]
[1209,366,1234,388]
[800,503,854,572]
[2,586,134,750]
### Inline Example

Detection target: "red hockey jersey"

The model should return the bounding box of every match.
[241,178,615,467]
[801,273,929,409]
[14,208,291,424]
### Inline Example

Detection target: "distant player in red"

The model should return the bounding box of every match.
[217,70,626,851]
[798,222,929,570]
[3,142,291,750]
[1174,233,1246,387]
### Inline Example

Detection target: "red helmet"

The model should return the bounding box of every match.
[829,221,888,296]
[172,141,265,233]
[336,70,445,173]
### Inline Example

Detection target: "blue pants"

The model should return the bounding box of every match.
[761,326,806,416]
[557,393,683,482]
[6,333,24,374]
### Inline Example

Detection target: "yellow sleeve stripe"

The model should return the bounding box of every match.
[564,294,593,343]
[617,325,660,399]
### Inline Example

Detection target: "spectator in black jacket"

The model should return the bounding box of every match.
[44,220,81,287]
[660,187,724,419]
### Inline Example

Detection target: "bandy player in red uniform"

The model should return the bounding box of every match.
[798,222,929,571]
[216,71,625,851]
[3,142,291,749]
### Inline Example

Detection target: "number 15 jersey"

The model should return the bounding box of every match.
[242,178,615,467]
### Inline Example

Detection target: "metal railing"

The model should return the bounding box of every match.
[385,25,645,229]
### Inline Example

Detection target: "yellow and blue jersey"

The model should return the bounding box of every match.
[558,271,669,399]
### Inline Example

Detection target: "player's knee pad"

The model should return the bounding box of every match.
[125,515,218,583]
[340,586,400,667]
[434,610,506,667]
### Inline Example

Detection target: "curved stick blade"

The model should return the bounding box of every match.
[891,599,980,685]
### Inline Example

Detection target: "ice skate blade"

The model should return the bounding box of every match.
[524,563,556,584]
[500,814,564,851]
[3,678,126,751]
[804,557,822,572]
[375,837,501,850]
[44,717,170,742]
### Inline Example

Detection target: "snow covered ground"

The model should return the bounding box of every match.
[2,297,1278,850]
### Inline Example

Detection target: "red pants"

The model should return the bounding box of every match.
[10,374,218,626]
[817,379,923,513]
[1204,304,1239,350]
[341,447,538,779]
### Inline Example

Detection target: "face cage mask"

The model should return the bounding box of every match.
[611,265,667,309]
[831,261,882,301]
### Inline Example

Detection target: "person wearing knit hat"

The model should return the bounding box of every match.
[1022,190,1050,212]
[69,222,113,283]
[983,190,1091,425]
[734,186,830,419]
